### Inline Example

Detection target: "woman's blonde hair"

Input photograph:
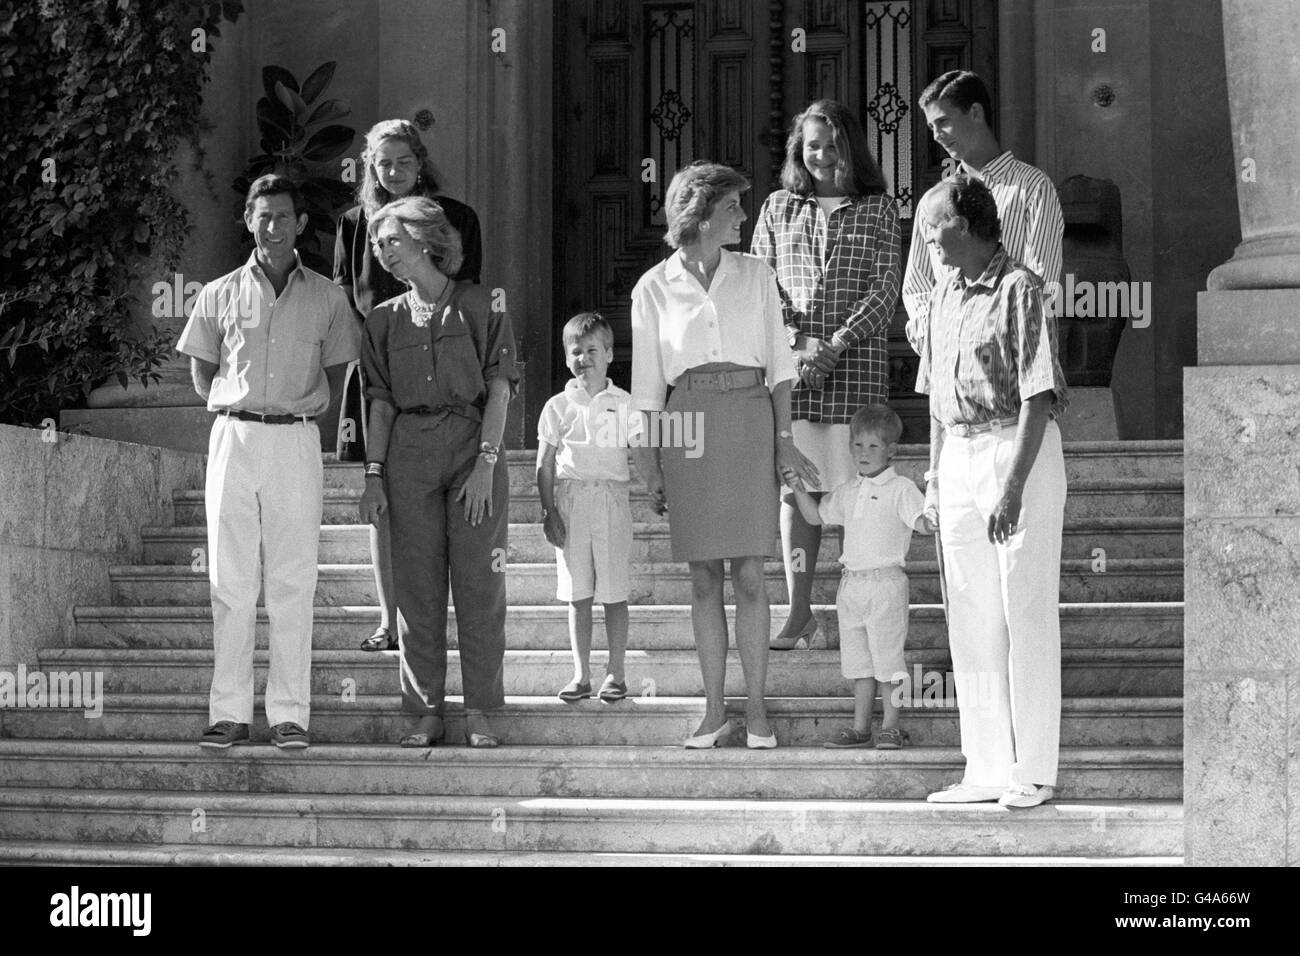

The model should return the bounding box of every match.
[367,196,464,277]
[357,119,441,218]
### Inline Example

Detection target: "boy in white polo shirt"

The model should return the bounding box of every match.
[537,313,642,703]
[789,405,935,749]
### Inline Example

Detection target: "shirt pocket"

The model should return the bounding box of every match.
[387,338,430,405]
[433,316,484,405]
[957,332,1010,398]
[288,330,323,400]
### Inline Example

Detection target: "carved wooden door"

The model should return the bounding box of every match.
[554,0,997,422]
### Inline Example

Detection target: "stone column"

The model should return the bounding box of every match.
[1185,0,1300,866]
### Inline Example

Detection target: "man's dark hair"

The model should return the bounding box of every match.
[244,174,306,218]
[940,173,1001,242]
[919,70,994,127]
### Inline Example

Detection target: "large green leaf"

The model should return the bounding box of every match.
[261,65,298,104]
[299,61,335,105]
[302,124,355,162]
[306,97,349,125]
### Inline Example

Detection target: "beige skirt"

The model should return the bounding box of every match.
[790,420,856,493]
[660,381,779,562]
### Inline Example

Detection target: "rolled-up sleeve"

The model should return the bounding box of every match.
[481,298,521,396]
[631,279,668,412]
[761,265,797,390]
[362,307,395,407]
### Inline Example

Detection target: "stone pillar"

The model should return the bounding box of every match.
[1185,0,1300,866]
[465,0,554,449]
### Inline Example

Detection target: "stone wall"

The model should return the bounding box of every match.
[0,424,205,670]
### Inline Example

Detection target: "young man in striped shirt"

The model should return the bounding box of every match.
[902,70,1064,358]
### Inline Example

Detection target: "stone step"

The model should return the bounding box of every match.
[73,602,1186,651]
[171,477,1186,525]
[0,788,1184,857]
[0,740,1183,800]
[108,559,1184,607]
[0,694,1183,747]
[141,517,1186,565]
[0,840,1184,866]
[37,647,1184,697]
[314,442,1186,492]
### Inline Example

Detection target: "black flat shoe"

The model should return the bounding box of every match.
[360,628,398,652]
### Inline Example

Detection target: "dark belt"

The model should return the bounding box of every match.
[679,368,764,392]
[402,404,476,417]
[218,410,316,425]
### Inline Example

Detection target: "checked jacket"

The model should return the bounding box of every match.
[750,189,901,424]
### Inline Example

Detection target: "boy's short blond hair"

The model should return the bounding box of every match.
[562,311,614,350]
[850,404,904,444]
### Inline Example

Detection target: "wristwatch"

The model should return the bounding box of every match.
[478,441,499,465]
[786,326,801,349]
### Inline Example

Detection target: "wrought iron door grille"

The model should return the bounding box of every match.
[646,4,696,225]
[863,1,913,218]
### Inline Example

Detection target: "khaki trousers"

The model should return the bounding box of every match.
[206,416,322,728]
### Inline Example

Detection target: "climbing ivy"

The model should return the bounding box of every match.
[0,0,243,426]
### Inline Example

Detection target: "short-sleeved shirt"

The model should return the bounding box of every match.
[538,379,643,482]
[818,467,926,571]
[914,245,1069,428]
[630,249,796,412]
[902,151,1064,357]
[175,252,359,416]
[749,189,901,424]
[361,282,519,423]
[333,197,483,321]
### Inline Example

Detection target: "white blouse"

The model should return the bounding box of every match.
[630,248,797,412]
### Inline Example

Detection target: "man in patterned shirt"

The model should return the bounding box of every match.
[902,70,1064,359]
[912,175,1069,809]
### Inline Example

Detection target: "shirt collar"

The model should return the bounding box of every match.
[965,150,1015,181]
[245,250,304,284]
[857,465,898,487]
[665,247,737,283]
[956,245,1010,291]
[565,377,615,403]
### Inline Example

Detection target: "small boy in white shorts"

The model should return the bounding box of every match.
[537,312,641,704]
[789,405,936,749]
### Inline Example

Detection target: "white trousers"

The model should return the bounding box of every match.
[938,420,1066,788]
[206,416,323,728]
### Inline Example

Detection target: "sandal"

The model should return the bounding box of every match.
[399,716,445,748]
[875,727,910,750]
[823,727,873,749]
[360,628,398,652]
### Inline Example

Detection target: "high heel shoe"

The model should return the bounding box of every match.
[746,730,778,749]
[770,614,819,651]
[683,720,731,749]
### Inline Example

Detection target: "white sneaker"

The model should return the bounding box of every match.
[926,782,1004,803]
[998,784,1055,808]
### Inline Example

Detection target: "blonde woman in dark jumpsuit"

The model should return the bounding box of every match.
[358,197,518,748]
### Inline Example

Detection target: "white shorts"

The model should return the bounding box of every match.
[836,566,909,681]
[555,479,633,604]
[791,421,856,493]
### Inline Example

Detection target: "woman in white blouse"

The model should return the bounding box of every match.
[631,162,818,750]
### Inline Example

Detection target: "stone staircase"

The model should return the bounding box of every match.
[0,441,1185,865]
